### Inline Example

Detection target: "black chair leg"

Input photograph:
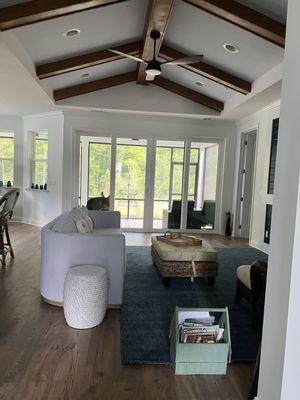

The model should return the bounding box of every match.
[235,281,243,304]
[248,342,261,399]
[0,227,5,267]
[5,224,14,258]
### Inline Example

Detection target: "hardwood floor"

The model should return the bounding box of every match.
[0,223,253,400]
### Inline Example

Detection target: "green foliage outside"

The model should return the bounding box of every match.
[204,145,218,200]
[34,138,48,185]
[88,143,111,198]
[86,142,217,222]
[0,137,14,184]
[115,145,146,219]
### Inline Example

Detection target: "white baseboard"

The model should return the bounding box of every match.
[15,218,44,227]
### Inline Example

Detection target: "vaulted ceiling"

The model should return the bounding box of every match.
[0,0,287,116]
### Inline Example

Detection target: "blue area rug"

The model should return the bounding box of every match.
[121,246,267,365]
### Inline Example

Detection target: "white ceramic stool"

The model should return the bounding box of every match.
[63,265,109,329]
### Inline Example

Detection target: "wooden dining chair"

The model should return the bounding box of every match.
[0,188,20,267]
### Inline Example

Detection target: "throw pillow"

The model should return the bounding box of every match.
[76,217,92,233]
[69,206,88,221]
[85,215,93,231]
[52,212,77,233]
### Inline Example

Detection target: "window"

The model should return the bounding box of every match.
[32,131,48,186]
[0,131,14,185]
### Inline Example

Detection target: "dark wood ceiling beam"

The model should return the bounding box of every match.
[152,76,224,111]
[53,70,137,101]
[0,0,128,30]
[137,0,175,84]
[183,0,285,47]
[159,44,251,95]
[37,41,143,79]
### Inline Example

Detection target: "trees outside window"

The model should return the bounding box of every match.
[0,132,14,185]
[32,132,48,186]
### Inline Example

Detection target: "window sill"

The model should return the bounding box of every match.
[25,187,50,192]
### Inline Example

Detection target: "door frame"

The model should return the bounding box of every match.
[72,129,226,234]
[235,129,257,238]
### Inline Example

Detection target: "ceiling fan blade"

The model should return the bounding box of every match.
[163,55,203,66]
[146,74,155,81]
[108,49,147,64]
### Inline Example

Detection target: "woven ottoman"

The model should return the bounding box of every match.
[63,265,109,329]
[151,236,218,287]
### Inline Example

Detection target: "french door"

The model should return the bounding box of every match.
[114,138,147,229]
[78,133,221,232]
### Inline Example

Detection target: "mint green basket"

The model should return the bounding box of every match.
[169,307,231,375]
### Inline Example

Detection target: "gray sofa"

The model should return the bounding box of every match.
[40,210,125,307]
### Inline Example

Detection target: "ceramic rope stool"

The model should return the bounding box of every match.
[63,265,109,329]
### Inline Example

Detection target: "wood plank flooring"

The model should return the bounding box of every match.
[0,223,253,400]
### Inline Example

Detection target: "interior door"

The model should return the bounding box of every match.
[238,132,257,238]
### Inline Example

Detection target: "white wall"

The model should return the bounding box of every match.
[62,111,237,233]
[234,101,280,252]
[59,82,220,117]
[258,0,300,397]
[22,112,64,225]
[0,114,23,220]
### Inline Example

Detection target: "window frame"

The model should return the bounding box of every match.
[31,131,48,186]
[0,131,14,185]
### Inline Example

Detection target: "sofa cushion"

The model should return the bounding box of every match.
[236,265,251,289]
[52,212,77,233]
[92,228,123,235]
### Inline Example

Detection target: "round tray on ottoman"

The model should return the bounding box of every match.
[151,236,218,287]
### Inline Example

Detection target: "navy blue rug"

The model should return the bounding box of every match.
[121,246,267,365]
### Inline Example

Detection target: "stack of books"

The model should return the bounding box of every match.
[179,315,224,344]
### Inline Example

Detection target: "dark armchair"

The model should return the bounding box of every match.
[168,200,195,229]
[0,188,20,267]
[235,260,268,325]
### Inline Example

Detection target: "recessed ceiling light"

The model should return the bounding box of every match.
[81,73,90,78]
[195,81,204,87]
[223,43,239,54]
[63,28,80,38]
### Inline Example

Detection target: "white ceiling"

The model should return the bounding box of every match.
[47,59,136,91]
[0,0,286,116]
[164,0,284,82]
[11,0,148,64]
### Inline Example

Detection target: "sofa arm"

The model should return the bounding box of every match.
[41,229,125,305]
[88,210,121,228]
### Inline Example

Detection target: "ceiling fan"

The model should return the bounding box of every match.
[108,30,203,81]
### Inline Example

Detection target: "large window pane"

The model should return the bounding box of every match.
[153,140,185,229]
[34,160,48,185]
[0,160,13,184]
[188,164,197,198]
[186,142,219,230]
[115,139,147,229]
[0,135,14,184]
[0,137,14,159]
[154,147,171,201]
[88,142,111,198]
[35,139,48,160]
[204,145,218,201]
